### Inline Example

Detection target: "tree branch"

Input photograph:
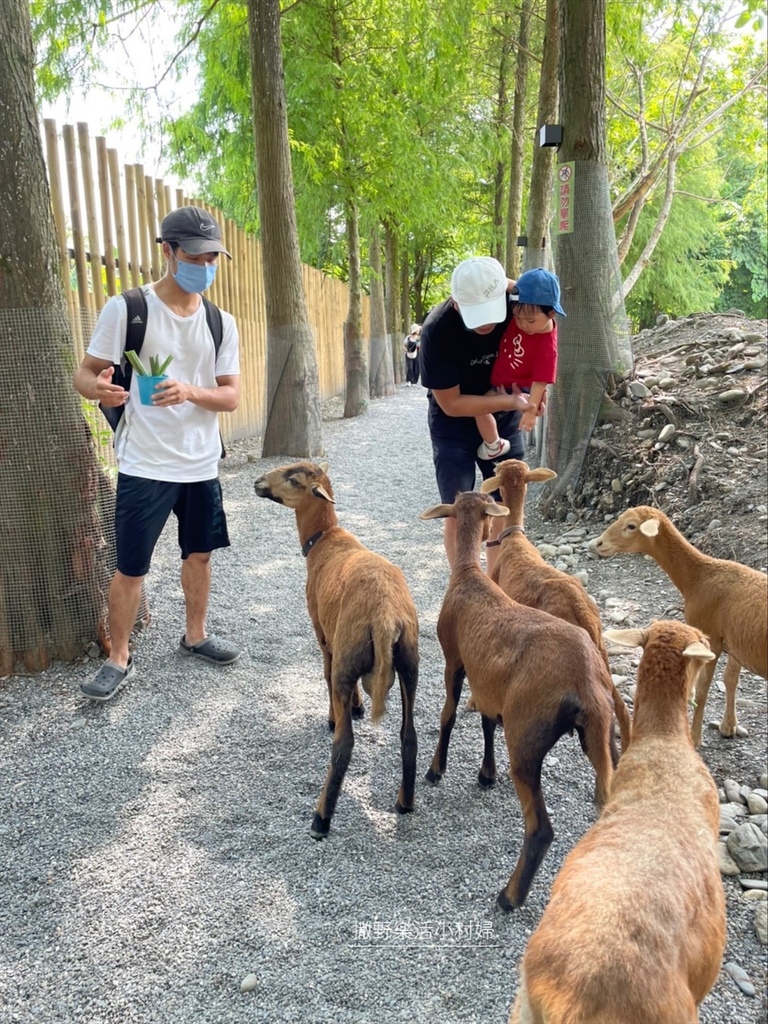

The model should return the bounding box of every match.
[621,152,678,300]
[153,0,223,90]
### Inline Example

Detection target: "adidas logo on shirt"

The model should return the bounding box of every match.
[130,315,143,324]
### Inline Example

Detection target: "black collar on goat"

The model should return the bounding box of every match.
[302,531,326,557]
[485,524,525,548]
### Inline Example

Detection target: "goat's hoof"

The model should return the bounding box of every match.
[425,767,442,785]
[310,813,331,839]
[712,719,747,739]
[495,889,518,913]
[478,771,496,790]
[394,800,414,816]
[351,704,365,721]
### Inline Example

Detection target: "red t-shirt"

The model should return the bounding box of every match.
[490,321,558,390]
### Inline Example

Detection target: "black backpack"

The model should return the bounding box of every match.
[99,286,223,431]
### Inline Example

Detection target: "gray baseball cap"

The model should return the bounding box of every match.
[158,206,232,259]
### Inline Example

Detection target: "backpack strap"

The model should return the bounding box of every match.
[99,286,149,430]
[202,297,226,458]
[123,286,150,366]
[203,297,223,357]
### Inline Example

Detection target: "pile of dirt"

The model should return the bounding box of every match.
[542,312,768,570]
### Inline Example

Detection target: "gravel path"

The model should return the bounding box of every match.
[1,384,765,1023]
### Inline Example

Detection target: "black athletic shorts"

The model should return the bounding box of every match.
[115,473,230,577]
[427,396,525,502]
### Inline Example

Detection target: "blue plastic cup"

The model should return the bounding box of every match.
[137,374,168,406]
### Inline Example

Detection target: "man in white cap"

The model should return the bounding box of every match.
[419,256,531,567]
[73,206,241,701]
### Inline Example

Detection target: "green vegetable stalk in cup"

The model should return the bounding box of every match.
[125,352,174,377]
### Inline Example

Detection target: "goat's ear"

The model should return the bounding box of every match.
[479,476,500,494]
[604,627,647,648]
[484,503,509,518]
[318,461,329,473]
[683,641,715,662]
[639,518,660,537]
[420,503,454,520]
[527,467,557,483]
[311,484,335,504]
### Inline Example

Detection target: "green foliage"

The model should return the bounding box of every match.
[622,146,733,328]
[31,0,766,320]
[607,3,767,321]
[712,150,768,317]
[79,397,117,481]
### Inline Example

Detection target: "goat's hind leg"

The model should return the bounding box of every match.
[499,750,554,911]
[576,704,614,808]
[690,655,718,747]
[478,714,497,789]
[426,661,464,784]
[311,686,355,839]
[395,666,418,815]
[718,655,744,739]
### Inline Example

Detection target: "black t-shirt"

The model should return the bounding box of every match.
[420,296,518,441]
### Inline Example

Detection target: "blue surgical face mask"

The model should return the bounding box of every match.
[173,258,217,294]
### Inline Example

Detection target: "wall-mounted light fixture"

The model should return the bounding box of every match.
[538,124,563,148]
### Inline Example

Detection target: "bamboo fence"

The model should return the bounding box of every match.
[43,119,366,442]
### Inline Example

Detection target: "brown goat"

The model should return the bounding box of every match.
[254,462,418,838]
[480,460,632,754]
[420,490,615,910]
[509,620,726,1024]
[591,505,767,746]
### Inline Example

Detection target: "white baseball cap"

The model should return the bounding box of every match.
[450,257,507,329]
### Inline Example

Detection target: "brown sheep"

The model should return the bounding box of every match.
[421,490,615,910]
[509,620,726,1024]
[591,505,767,746]
[254,462,418,838]
[480,460,632,754]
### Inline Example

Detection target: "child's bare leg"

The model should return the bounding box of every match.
[476,413,510,461]
[476,413,500,445]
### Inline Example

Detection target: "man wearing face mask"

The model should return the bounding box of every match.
[73,206,241,702]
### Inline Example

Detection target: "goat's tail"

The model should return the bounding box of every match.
[364,621,399,725]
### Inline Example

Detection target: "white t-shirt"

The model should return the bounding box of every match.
[87,286,240,482]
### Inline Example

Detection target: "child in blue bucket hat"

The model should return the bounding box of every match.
[475,267,565,459]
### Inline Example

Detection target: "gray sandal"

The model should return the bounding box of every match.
[179,635,240,665]
[80,657,135,701]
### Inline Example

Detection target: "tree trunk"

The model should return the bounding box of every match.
[248,0,324,458]
[412,245,428,324]
[400,250,410,337]
[523,0,559,272]
[384,220,402,384]
[0,0,111,673]
[505,0,532,277]
[369,223,394,397]
[492,16,513,263]
[343,200,368,417]
[543,0,632,504]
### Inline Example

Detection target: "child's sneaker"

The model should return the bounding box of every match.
[477,437,511,460]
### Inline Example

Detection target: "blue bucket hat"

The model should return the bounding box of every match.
[514,268,566,316]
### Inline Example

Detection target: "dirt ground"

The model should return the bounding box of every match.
[542,310,768,570]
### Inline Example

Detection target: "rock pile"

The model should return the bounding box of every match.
[718,771,768,952]
[542,312,768,569]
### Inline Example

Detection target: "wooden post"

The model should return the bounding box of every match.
[62,124,93,314]
[124,164,141,288]
[107,147,130,294]
[144,174,159,280]
[77,122,105,309]
[44,119,82,353]
[96,137,117,297]
[134,167,152,285]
